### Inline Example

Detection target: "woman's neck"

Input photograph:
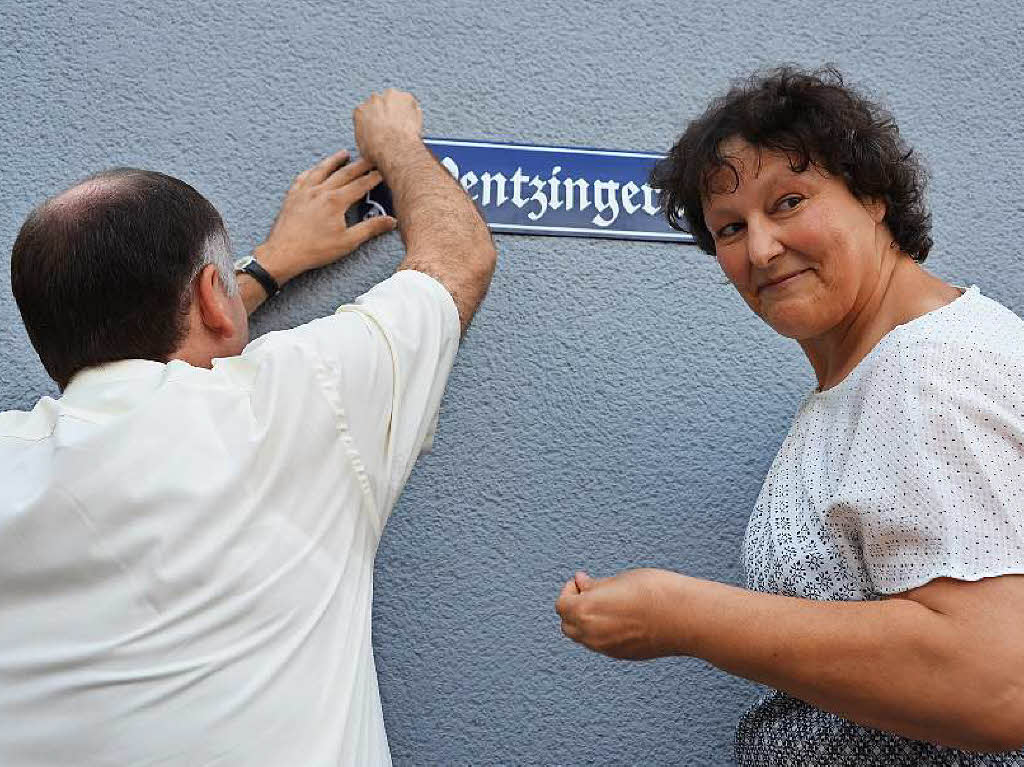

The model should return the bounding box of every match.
[799,255,960,391]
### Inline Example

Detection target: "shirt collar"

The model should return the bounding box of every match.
[63,359,169,394]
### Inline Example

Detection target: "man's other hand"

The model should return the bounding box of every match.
[353,90,424,168]
[254,150,397,286]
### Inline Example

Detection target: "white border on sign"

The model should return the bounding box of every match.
[491,223,692,240]
[424,138,664,160]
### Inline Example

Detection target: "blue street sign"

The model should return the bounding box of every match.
[356,138,693,243]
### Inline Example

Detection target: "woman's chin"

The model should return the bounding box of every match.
[758,305,833,340]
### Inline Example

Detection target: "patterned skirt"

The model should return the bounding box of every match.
[735,691,1024,766]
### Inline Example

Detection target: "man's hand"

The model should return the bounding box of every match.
[555,568,689,660]
[253,149,397,289]
[353,89,424,168]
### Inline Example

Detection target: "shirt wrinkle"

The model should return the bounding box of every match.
[309,352,381,529]
[53,483,165,619]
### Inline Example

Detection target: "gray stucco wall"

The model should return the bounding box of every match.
[2,1,1022,764]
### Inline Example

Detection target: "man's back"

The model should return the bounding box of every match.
[0,271,460,765]
[3,89,495,764]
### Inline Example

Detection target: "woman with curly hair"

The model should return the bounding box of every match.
[556,67,1024,765]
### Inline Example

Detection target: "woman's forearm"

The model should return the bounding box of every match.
[657,574,1022,751]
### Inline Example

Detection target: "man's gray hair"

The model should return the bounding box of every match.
[197,227,239,297]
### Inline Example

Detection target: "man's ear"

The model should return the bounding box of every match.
[194,264,239,339]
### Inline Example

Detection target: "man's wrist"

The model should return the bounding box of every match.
[372,133,427,177]
[251,242,300,286]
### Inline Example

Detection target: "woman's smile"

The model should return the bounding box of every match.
[757,268,812,296]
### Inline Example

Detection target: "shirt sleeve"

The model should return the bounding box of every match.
[240,269,461,533]
[845,340,1024,595]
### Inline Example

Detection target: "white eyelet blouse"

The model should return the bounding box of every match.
[737,285,1024,766]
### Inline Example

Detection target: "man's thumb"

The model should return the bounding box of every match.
[574,571,595,591]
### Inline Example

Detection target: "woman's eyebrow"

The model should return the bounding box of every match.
[704,197,741,222]
[705,171,792,220]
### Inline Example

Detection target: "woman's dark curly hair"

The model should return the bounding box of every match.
[651,66,932,262]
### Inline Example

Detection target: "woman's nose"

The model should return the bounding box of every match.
[746,219,785,267]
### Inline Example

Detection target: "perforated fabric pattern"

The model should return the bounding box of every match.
[738,286,1024,765]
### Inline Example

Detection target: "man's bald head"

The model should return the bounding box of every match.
[11,168,236,389]
[48,171,136,212]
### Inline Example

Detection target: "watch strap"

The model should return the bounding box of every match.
[241,258,280,298]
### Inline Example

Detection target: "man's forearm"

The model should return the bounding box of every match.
[377,138,496,332]
[660,574,1021,751]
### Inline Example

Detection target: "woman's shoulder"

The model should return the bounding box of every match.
[904,285,1024,346]
[856,286,1024,407]
[875,286,1024,373]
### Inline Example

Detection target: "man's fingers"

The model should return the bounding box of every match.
[335,171,385,207]
[323,157,375,190]
[345,215,397,248]
[307,149,351,185]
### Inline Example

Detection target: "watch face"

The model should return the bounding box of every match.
[233,255,254,271]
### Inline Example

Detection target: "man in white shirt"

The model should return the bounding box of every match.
[1,90,495,766]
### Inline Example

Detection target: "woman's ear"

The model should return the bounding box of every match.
[194,264,238,339]
[862,196,887,224]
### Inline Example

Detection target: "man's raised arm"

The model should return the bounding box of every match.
[353,90,497,334]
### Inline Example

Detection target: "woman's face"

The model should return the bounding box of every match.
[701,138,886,340]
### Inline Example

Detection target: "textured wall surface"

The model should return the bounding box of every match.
[2,1,1023,764]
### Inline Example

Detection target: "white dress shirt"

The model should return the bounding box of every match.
[0,269,460,766]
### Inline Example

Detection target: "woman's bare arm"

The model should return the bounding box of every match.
[556,569,1024,751]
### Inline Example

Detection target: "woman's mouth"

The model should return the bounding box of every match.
[758,269,810,295]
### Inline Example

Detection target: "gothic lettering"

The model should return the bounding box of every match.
[592,179,621,227]
[480,171,509,207]
[432,155,670,229]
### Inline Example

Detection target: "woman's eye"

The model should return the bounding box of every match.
[776,195,803,211]
[717,222,744,238]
